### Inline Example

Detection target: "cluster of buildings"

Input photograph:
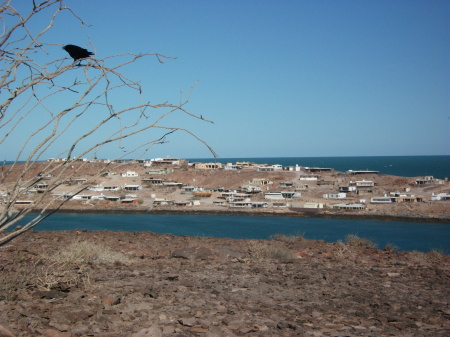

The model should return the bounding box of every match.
[5,158,449,212]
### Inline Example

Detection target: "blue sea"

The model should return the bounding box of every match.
[4,155,449,179]
[189,155,450,179]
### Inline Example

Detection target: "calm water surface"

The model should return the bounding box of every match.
[23,213,450,254]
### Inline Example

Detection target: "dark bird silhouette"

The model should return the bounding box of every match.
[62,44,94,62]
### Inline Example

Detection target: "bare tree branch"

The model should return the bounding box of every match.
[0,0,215,245]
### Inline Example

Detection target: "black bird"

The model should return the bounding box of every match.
[62,44,94,62]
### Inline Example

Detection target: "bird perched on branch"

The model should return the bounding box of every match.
[62,44,94,62]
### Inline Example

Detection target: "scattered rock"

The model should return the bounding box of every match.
[0,324,16,337]
[172,247,196,259]
[132,326,162,337]
[0,230,448,337]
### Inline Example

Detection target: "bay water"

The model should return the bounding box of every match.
[23,213,450,254]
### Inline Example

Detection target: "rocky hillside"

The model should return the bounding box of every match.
[0,230,449,336]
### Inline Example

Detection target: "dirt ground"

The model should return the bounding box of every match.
[0,230,449,337]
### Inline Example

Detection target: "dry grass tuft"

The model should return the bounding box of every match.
[270,233,306,243]
[345,234,378,249]
[384,243,400,252]
[0,240,135,296]
[34,261,91,291]
[34,241,133,291]
[0,258,35,300]
[48,240,133,265]
[246,240,293,261]
[406,249,448,265]
[333,241,357,261]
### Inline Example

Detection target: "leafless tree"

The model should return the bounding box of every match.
[0,0,216,245]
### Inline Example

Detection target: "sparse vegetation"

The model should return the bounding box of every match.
[333,240,357,260]
[384,243,400,252]
[0,240,133,298]
[345,234,378,248]
[48,240,133,265]
[246,239,293,261]
[270,233,306,243]
[0,257,35,300]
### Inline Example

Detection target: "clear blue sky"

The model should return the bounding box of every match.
[6,0,450,159]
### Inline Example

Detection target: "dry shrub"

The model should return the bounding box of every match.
[0,258,35,300]
[35,261,91,291]
[270,233,306,243]
[333,241,357,261]
[246,240,271,259]
[34,240,133,291]
[246,240,293,261]
[345,234,378,249]
[49,240,133,265]
[407,249,448,265]
[269,247,293,261]
[428,249,447,263]
[384,243,400,252]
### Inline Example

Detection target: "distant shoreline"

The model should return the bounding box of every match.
[32,208,450,224]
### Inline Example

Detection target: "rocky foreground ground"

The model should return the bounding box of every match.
[0,230,449,337]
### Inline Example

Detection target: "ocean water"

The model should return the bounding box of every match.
[189,155,450,179]
[18,213,450,254]
[3,156,449,179]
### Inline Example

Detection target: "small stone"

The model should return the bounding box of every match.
[101,294,121,306]
[131,326,162,337]
[165,275,179,281]
[277,321,298,330]
[0,324,16,337]
[387,272,400,277]
[172,247,196,259]
[190,327,208,333]
[178,317,196,327]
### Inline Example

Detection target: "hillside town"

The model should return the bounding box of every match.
[2,157,449,221]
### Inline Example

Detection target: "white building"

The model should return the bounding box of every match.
[370,196,394,203]
[431,193,450,201]
[299,175,319,181]
[124,184,141,191]
[354,180,374,187]
[264,191,301,200]
[239,185,262,193]
[121,171,139,177]
[304,202,324,209]
[87,185,104,192]
[323,193,346,199]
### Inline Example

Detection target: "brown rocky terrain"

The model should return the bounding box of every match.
[0,230,449,337]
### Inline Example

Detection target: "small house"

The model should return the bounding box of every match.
[370,196,395,203]
[124,184,141,191]
[121,171,139,177]
[239,185,262,193]
[249,178,273,185]
[194,162,223,169]
[323,193,346,199]
[415,176,434,185]
[431,193,450,201]
[339,186,357,193]
[331,203,365,210]
[303,202,324,209]
[354,180,375,187]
